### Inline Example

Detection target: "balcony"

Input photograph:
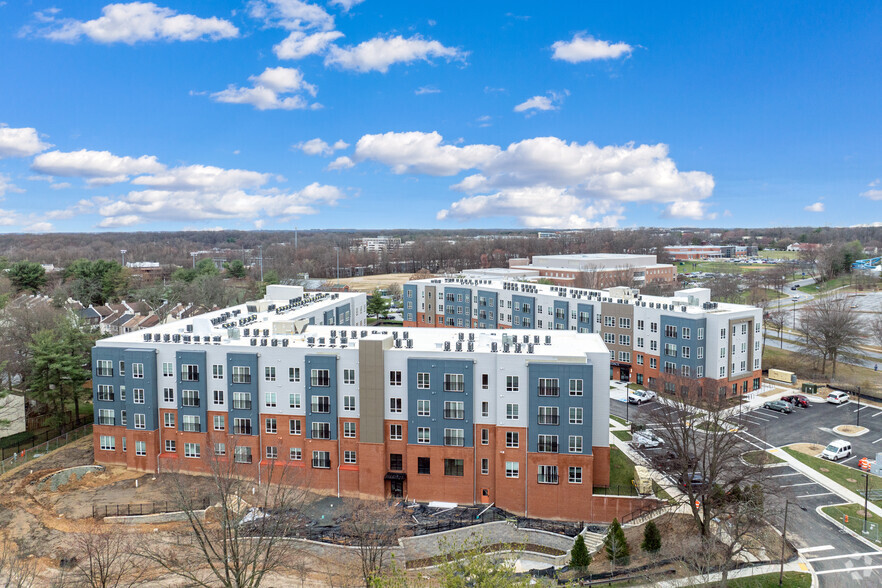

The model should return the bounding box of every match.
[232,424,253,435]
[538,414,559,426]
[98,417,115,426]
[443,409,465,420]
[182,423,201,433]
[537,385,559,397]
[312,457,331,469]
[444,436,465,447]
[537,441,559,453]
[232,375,251,385]
[232,400,252,410]
[537,472,559,484]
[235,453,253,464]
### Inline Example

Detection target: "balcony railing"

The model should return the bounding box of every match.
[538,385,559,397]
[182,423,201,433]
[443,409,465,420]
[538,414,559,426]
[537,441,559,453]
[235,453,253,464]
[538,472,559,484]
[182,399,200,408]
[232,400,252,410]
[232,425,252,435]
[312,458,331,469]
[232,375,251,384]
[444,436,465,447]
[98,417,115,426]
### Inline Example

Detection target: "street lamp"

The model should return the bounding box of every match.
[857,386,862,427]
[120,249,127,266]
[779,499,806,586]
[863,473,870,533]
[190,252,197,268]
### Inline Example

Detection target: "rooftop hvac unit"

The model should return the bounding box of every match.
[528,343,534,354]
[491,341,498,352]
[403,331,409,339]
[406,339,413,349]
[458,332,465,341]
[271,339,278,347]
[213,336,221,343]
[163,334,170,342]
[307,337,315,344]
[318,337,325,345]
[232,309,241,316]
[522,334,529,343]
[143,333,151,341]
[251,338,257,346]
[263,329,270,337]
[186,324,193,333]
[329,338,336,345]
[682,306,687,312]
[444,341,451,351]
[468,332,475,341]
[395,339,402,348]
[455,341,462,352]
[331,329,337,338]
[534,335,540,344]
[351,330,357,338]
[545,335,552,345]
[193,336,200,343]
[467,341,474,352]
[503,343,510,353]
[153,334,161,342]
[260,339,267,346]
[361,330,368,337]
[515,343,522,353]
[392,331,398,339]
[267,304,276,312]
[282,339,289,347]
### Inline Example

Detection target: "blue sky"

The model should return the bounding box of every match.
[0,1,881,233]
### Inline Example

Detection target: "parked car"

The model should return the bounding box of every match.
[681,472,706,490]
[791,285,799,290]
[633,430,664,449]
[763,400,792,413]
[827,391,849,405]
[781,394,809,408]
[821,440,852,461]
[628,389,657,405]
[791,296,800,301]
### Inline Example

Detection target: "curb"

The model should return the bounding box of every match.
[814,503,882,552]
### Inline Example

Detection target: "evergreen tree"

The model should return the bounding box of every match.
[603,518,630,567]
[366,289,391,320]
[9,261,46,293]
[641,520,662,553]
[569,534,592,569]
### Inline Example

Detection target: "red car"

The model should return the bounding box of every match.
[781,394,809,408]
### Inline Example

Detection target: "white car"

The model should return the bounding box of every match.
[628,389,657,405]
[633,430,664,449]
[826,391,849,405]
[821,440,852,461]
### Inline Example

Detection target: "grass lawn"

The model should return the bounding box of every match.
[695,421,725,433]
[762,345,881,393]
[760,250,799,260]
[613,430,633,442]
[651,480,676,504]
[705,572,811,588]
[822,503,882,539]
[742,450,784,465]
[800,276,852,293]
[611,415,629,426]
[608,445,637,488]
[782,447,882,504]
[677,261,772,275]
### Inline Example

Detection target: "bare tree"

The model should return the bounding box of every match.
[71,523,145,588]
[140,438,312,588]
[0,538,38,588]
[797,295,865,377]
[764,310,787,349]
[341,501,408,587]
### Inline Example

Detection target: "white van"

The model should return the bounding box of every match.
[821,440,852,461]
[827,391,849,405]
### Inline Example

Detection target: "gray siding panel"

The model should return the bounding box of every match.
[528,362,593,455]
[305,355,338,440]
[407,358,474,447]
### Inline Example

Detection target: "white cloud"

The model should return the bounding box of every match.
[869,179,880,187]
[415,86,441,95]
[661,200,716,221]
[294,138,349,156]
[514,95,554,113]
[0,173,22,197]
[50,182,72,190]
[0,125,52,158]
[40,2,238,44]
[131,165,272,191]
[476,115,492,127]
[274,30,344,59]
[326,156,354,170]
[804,201,825,212]
[861,189,882,201]
[329,0,365,11]
[22,222,53,233]
[354,131,714,228]
[325,35,467,73]
[31,149,165,180]
[211,67,318,110]
[551,33,633,63]
[248,0,334,31]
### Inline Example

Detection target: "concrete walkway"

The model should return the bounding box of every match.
[770,446,882,518]
[632,561,808,588]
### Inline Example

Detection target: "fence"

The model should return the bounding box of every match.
[826,505,882,544]
[592,484,641,497]
[0,422,93,475]
[93,497,211,519]
[0,415,92,461]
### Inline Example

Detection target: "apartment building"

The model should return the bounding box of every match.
[508,254,677,287]
[403,278,763,397]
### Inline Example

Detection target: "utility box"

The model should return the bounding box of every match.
[801,382,819,395]
[871,453,882,477]
[633,466,653,495]
[768,369,797,385]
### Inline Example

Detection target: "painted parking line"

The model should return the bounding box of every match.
[780,482,817,488]
[853,405,872,413]
[815,564,882,575]
[872,411,882,418]
[835,402,851,408]
[872,437,882,444]
[796,492,835,498]
[803,551,882,562]
[759,410,781,418]
[798,545,834,554]
[736,428,777,450]
[770,472,804,478]
[840,455,858,464]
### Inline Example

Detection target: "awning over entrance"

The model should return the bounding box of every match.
[384,472,407,481]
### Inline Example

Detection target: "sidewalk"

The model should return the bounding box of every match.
[608,419,686,505]
[633,561,808,588]
[771,447,882,518]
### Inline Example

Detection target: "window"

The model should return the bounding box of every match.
[506,431,519,448]
[569,466,583,484]
[444,374,464,392]
[343,422,356,438]
[418,457,430,474]
[232,392,252,410]
[417,372,430,389]
[481,428,489,445]
[99,436,115,451]
[505,403,519,420]
[697,327,705,340]
[311,369,330,387]
[163,387,175,403]
[265,366,276,381]
[311,422,330,439]
[389,371,402,386]
[619,351,631,363]
[182,389,199,407]
[289,419,301,435]
[182,415,200,432]
[650,358,657,369]
[682,327,691,340]
[650,340,658,351]
[97,385,114,402]
[444,428,464,446]
[266,446,278,460]
[417,399,430,417]
[637,354,644,365]
[481,458,489,475]
[650,322,658,333]
[506,376,519,392]
[389,398,402,413]
[697,366,704,378]
[133,413,145,429]
[213,415,225,431]
[721,328,727,339]
[265,418,277,434]
[664,343,678,357]
[619,317,631,329]
[131,363,144,379]
[604,316,615,327]
[697,347,704,360]
[213,390,224,405]
[618,334,630,346]
[538,406,559,426]
[682,346,691,359]
[481,401,489,417]
[720,367,726,377]
[537,434,558,453]
[417,427,430,444]
[665,325,677,338]
[343,451,356,464]
[214,443,226,456]
[569,435,583,453]
[232,366,251,384]
[506,461,519,478]
[120,410,127,426]
[235,447,253,464]
[538,378,559,396]
[164,440,176,453]
[720,347,727,358]
[682,365,691,377]
[604,333,615,345]
[164,412,175,428]
[343,369,355,385]
[135,441,147,457]
[232,418,252,435]
[537,465,558,484]
[290,448,302,461]
[637,337,644,348]
[180,364,198,381]
[289,367,300,382]
[569,379,583,396]
[312,451,330,469]
[212,364,223,379]
[390,424,402,441]
[444,459,464,477]
[122,438,126,452]
[162,362,173,377]
[289,393,301,409]
[311,396,330,413]
[569,407,583,425]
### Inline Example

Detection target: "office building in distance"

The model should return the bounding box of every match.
[506,253,677,288]
[403,278,763,397]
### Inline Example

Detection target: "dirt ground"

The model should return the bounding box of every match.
[333,272,426,292]
[789,442,825,456]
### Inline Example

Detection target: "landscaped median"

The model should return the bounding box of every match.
[821,503,882,543]
[781,445,882,507]
[742,450,784,466]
